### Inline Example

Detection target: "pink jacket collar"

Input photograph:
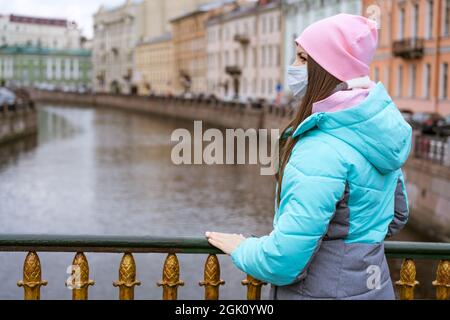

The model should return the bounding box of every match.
[312,81,377,114]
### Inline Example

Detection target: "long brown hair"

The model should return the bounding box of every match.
[276,56,342,205]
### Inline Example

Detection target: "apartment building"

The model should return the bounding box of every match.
[206,0,283,101]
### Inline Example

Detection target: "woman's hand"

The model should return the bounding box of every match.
[205,232,246,255]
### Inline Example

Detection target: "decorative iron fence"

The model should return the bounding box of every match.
[0,235,448,300]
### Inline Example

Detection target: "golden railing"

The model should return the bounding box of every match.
[0,235,448,300]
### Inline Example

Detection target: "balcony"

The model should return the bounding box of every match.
[393,38,425,59]
[96,74,105,85]
[0,234,449,300]
[225,65,242,77]
[111,47,119,56]
[123,69,133,82]
[233,34,250,46]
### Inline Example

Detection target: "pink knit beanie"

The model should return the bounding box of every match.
[295,14,378,82]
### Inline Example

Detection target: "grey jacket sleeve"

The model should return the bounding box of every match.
[387,171,410,238]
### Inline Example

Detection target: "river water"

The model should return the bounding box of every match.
[0,104,438,300]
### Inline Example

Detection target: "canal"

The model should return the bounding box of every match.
[0,104,439,299]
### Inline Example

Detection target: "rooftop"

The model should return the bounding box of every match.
[8,14,76,28]
[170,0,236,23]
[207,0,280,26]
[98,0,142,13]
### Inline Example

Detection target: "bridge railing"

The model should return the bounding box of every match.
[414,134,450,167]
[0,235,448,300]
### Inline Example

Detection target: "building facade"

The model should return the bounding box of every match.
[171,10,208,94]
[282,0,362,94]
[92,0,141,94]
[0,14,82,50]
[171,2,235,95]
[363,0,450,115]
[0,45,91,88]
[139,0,212,40]
[134,33,174,95]
[206,0,283,101]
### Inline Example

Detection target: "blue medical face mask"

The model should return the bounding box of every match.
[287,65,308,98]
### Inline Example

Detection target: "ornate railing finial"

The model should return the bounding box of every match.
[157,253,184,300]
[199,254,225,300]
[17,252,48,300]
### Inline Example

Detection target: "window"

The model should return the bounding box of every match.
[384,65,390,90]
[423,63,431,98]
[397,65,403,97]
[261,46,266,67]
[445,0,450,36]
[412,3,419,38]
[398,6,405,39]
[34,66,40,78]
[426,0,434,39]
[374,67,380,83]
[378,15,382,42]
[276,46,281,67]
[268,46,273,67]
[253,47,257,68]
[441,63,448,99]
[409,65,416,98]
[261,79,266,94]
[244,48,248,67]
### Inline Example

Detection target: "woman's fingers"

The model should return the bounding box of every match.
[207,238,225,251]
[207,232,227,238]
[207,232,238,240]
[205,232,246,255]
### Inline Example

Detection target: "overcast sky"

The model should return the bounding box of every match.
[0,0,126,38]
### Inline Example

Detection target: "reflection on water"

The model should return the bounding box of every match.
[0,105,437,300]
[0,105,276,300]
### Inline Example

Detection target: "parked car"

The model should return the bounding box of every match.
[76,85,88,94]
[436,115,450,136]
[0,87,16,106]
[411,112,444,135]
[39,83,57,91]
[400,109,414,125]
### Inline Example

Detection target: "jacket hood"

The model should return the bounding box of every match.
[293,83,413,175]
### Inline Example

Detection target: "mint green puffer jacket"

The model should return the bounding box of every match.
[231,83,412,300]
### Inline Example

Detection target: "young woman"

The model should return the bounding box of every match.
[206,14,412,300]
